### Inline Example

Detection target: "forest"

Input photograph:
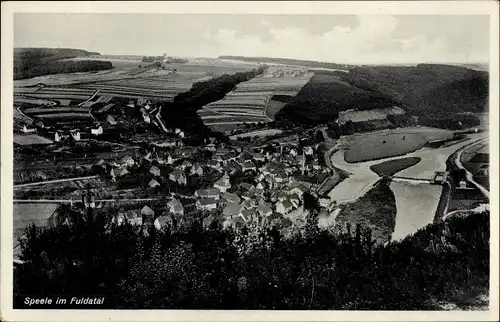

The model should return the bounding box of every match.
[276,65,487,131]
[14,47,109,79]
[14,206,489,310]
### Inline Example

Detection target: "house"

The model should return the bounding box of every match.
[214,173,231,193]
[111,213,127,226]
[174,128,185,138]
[195,188,220,200]
[222,192,241,204]
[288,185,308,198]
[196,198,218,211]
[312,160,321,170]
[223,162,241,175]
[106,114,117,125]
[167,152,182,165]
[276,199,294,214]
[242,160,257,172]
[169,168,187,186]
[91,125,103,136]
[207,160,222,171]
[110,166,129,179]
[256,181,267,190]
[126,210,143,226]
[154,214,174,230]
[203,215,219,229]
[238,152,253,164]
[257,204,273,217]
[251,153,265,162]
[457,180,473,190]
[54,131,69,142]
[190,163,204,176]
[165,199,183,216]
[242,198,258,209]
[149,165,161,177]
[223,216,246,230]
[206,143,217,152]
[121,155,135,167]
[303,146,314,156]
[223,202,244,219]
[148,179,160,188]
[127,100,135,108]
[21,124,37,134]
[180,160,192,170]
[289,148,298,157]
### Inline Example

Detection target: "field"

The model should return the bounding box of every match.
[344,127,453,163]
[14,134,53,146]
[199,66,313,130]
[370,157,421,176]
[337,106,405,125]
[14,58,257,105]
[229,129,283,140]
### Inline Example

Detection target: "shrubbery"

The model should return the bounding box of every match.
[14,204,489,310]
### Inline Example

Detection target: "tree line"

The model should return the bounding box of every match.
[14,207,489,310]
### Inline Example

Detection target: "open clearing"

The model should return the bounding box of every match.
[229,129,283,140]
[370,157,421,176]
[338,106,405,125]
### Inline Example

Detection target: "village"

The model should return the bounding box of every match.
[44,129,336,234]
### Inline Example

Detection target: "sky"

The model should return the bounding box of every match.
[14,14,489,64]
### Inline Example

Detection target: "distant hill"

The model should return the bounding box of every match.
[14,47,112,80]
[218,55,354,70]
[276,64,488,129]
[275,74,399,126]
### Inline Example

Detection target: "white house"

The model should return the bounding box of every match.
[22,124,37,134]
[91,125,103,136]
[276,199,294,215]
[154,215,174,230]
[69,129,81,141]
[167,198,184,216]
[214,173,231,193]
[121,155,135,168]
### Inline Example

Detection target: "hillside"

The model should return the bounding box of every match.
[275,74,398,126]
[276,64,488,129]
[14,47,111,80]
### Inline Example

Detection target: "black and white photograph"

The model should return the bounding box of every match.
[1,1,498,321]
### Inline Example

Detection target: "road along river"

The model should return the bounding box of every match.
[328,132,487,240]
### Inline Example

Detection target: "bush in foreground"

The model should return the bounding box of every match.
[14,209,489,310]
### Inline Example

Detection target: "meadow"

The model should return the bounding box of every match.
[344,127,453,163]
